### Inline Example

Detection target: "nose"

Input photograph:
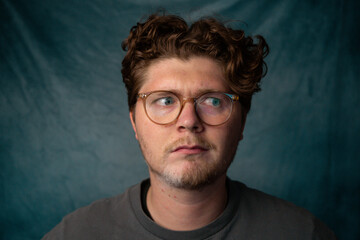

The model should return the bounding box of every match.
[176,100,204,133]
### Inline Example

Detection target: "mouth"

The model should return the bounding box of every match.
[172,145,209,154]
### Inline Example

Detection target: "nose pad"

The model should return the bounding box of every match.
[176,99,203,131]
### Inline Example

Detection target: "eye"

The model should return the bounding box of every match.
[204,97,221,107]
[155,96,175,106]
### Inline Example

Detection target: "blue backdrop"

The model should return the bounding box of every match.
[1,0,359,239]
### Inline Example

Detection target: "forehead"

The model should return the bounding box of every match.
[140,56,229,95]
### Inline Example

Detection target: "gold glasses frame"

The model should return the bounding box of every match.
[137,90,240,126]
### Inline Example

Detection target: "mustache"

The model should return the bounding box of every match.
[164,136,216,153]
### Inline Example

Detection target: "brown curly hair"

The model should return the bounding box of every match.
[121,13,269,113]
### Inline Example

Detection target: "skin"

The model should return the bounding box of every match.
[130,56,246,231]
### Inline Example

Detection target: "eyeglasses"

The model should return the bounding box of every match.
[137,91,240,126]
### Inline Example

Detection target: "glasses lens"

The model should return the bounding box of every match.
[145,92,181,124]
[196,92,233,125]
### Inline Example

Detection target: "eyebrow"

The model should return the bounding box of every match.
[156,89,226,97]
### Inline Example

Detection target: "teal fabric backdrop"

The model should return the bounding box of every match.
[1,0,359,239]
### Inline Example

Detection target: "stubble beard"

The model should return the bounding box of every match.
[158,154,232,190]
[138,136,237,190]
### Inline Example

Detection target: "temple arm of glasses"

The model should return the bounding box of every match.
[224,93,239,101]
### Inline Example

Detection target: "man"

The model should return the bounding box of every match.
[43,13,336,239]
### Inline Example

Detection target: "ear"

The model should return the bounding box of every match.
[129,111,138,140]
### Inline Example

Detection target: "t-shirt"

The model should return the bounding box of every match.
[42,179,336,239]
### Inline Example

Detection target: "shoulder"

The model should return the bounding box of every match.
[229,180,337,239]
[232,180,310,215]
[42,182,140,240]
[230,179,314,219]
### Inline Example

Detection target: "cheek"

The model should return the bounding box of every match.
[215,120,243,152]
[228,107,245,141]
[135,105,152,136]
[135,117,168,157]
[219,127,239,148]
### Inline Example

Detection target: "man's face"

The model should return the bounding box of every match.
[130,56,245,190]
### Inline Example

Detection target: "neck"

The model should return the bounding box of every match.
[146,173,228,231]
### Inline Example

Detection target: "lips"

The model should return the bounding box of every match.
[172,145,208,154]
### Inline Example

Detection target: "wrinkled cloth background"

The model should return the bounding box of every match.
[1,0,359,239]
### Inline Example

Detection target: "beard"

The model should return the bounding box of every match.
[138,136,236,190]
[154,155,232,190]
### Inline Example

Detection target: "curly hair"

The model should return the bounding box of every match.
[121,13,269,113]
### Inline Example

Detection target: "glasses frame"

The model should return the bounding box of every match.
[137,90,240,126]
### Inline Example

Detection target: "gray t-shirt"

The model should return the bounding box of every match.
[42,179,336,239]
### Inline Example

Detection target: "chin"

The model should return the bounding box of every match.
[156,161,227,190]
